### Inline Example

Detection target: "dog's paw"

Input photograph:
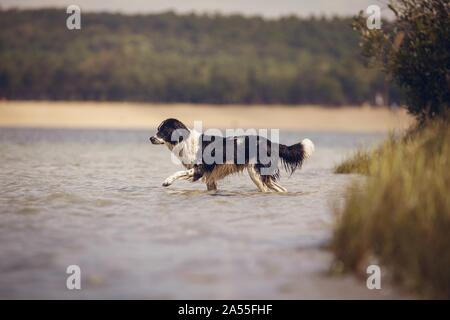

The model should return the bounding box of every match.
[162,180,172,187]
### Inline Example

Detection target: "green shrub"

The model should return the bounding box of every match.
[353,0,450,122]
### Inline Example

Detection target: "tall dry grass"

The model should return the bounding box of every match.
[333,120,450,298]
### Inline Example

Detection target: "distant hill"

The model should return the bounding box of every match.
[0,9,401,105]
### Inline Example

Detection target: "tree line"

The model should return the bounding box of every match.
[0,9,402,105]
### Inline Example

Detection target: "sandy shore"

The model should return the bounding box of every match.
[0,101,414,132]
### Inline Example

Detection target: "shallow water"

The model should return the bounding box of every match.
[0,128,403,298]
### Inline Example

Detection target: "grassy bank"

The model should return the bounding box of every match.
[333,120,450,298]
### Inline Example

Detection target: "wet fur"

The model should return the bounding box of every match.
[150,118,314,192]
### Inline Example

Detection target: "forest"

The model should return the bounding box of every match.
[0,9,402,105]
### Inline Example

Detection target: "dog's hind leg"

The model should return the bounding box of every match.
[162,168,195,187]
[206,181,217,191]
[247,165,269,192]
[266,178,287,192]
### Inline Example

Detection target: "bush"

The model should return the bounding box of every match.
[353,0,450,122]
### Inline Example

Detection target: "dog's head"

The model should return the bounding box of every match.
[150,118,190,146]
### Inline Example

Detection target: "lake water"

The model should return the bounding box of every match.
[0,128,404,298]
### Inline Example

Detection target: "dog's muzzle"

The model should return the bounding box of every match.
[150,136,164,144]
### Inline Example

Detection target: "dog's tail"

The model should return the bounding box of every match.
[278,138,314,174]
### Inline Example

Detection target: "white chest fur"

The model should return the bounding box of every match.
[171,129,201,168]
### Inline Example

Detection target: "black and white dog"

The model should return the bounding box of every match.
[150,118,314,192]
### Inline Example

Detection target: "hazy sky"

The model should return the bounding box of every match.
[0,0,391,18]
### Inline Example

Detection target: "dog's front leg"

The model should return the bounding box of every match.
[162,169,195,187]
